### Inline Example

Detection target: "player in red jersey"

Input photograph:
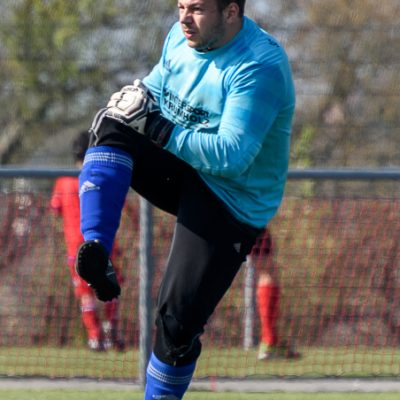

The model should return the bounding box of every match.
[50,131,125,351]
[250,228,300,360]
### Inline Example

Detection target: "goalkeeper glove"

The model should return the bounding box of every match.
[106,79,175,147]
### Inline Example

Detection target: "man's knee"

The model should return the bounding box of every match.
[153,309,202,366]
[89,116,138,154]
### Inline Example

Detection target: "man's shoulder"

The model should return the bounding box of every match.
[242,17,288,66]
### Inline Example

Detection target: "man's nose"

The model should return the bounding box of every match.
[179,9,193,24]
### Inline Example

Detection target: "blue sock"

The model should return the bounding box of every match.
[79,146,133,254]
[145,353,196,400]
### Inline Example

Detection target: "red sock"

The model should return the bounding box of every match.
[257,283,280,346]
[81,309,102,340]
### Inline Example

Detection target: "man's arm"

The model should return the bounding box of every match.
[164,65,288,178]
[104,65,288,178]
[49,180,62,215]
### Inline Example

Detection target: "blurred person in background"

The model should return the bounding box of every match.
[2,178,39,268]
[50,131,125,351]
[249,228,300,360]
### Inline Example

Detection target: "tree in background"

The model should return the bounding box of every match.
[0,0,176,163]
[0,0,399,168]
[302,0,400,167]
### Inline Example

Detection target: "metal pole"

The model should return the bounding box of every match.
[139,198,154,387]
[243,255,255,350]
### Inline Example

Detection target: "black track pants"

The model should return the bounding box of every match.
[92,118,262,365]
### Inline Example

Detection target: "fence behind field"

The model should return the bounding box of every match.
[0,168,399,383]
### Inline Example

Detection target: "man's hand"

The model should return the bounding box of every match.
[106,79,159,134]
[105,79,176,147]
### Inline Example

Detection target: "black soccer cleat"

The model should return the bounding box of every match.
[76,240,121,302]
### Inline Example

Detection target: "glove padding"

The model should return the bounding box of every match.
[105,79,175,147]
[106,79,160,135]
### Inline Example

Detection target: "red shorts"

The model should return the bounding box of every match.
[251,228,272,257]
[249,229,275,273]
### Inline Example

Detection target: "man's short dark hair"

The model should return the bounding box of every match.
[217,0,245,17]
[72,130,90,161]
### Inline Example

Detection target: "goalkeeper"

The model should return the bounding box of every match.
[76,0,295,398]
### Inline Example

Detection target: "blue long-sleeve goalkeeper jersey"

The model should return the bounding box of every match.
[143,17,295,229]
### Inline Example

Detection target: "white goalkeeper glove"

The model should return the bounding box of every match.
[106,79,175,147]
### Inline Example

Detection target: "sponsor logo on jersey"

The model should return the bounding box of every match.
[162,88,210,127]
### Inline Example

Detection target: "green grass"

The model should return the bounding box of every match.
[0,391,399,400]
[1,346,399,379]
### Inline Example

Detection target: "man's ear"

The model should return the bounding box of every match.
[223,2,240,22]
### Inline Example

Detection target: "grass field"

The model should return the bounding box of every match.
[1,346,399,379]
[1,391,400,400]
[1,346,399,399]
